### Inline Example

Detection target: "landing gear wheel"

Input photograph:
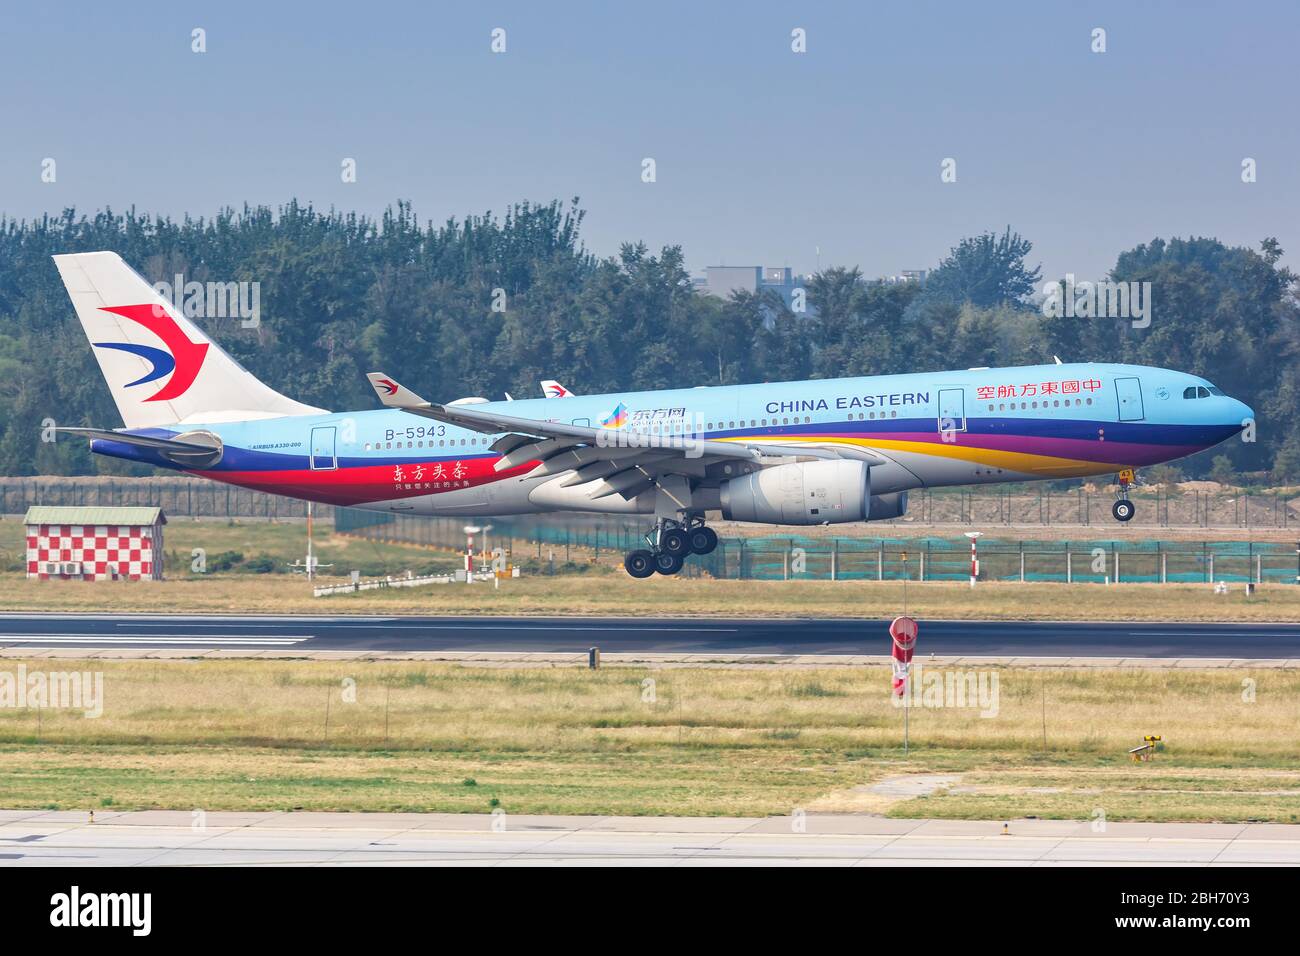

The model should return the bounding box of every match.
[688,527,718,555]
[1112,499,1135,522]
[659,528,690,558]
[624,550,655,578]
[654,551,684,575]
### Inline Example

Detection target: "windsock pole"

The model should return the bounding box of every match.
[964,531,983,588]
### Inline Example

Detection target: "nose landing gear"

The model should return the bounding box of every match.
[623,516,717,577]
[1112,468,1136,522]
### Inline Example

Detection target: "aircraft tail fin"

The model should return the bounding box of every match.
[366,372,432,409]
[541,379,575,398]
[53,251,325,429]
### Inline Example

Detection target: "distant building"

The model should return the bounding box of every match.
[882,270,928,285]
[25,506,166,581]
[697,264,929,315]
[699,265,812,315]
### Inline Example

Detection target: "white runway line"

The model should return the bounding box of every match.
[112,622,740,633]
[352,624,741,632]
[0,635,308,645]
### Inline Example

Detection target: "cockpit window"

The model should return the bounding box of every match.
[1184,385,1219,399]
[1208,386,1225,396]
[1183,386,1197,399]
[1197,386,1211,398]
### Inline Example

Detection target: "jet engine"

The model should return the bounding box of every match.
[720,460,870,525]
[867,491,909,521]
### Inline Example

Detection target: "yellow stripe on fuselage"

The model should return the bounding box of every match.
[720,434,1124,478]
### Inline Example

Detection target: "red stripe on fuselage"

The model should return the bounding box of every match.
[193,457,536,507]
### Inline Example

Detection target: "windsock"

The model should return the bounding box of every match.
[889,616,919,697]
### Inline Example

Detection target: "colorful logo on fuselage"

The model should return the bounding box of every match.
[600,402,629,428]
[93,304,209,402]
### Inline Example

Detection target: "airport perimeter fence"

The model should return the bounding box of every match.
[2,477,1297,530]
[0,477,330,520]
[333,509,1300,585]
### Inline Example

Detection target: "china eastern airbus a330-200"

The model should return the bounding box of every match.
[53,252,1254,578]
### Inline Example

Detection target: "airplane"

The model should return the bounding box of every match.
[52,251,1255,578]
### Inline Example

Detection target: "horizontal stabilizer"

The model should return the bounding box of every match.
[57,427,223,467]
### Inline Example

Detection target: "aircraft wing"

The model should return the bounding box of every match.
[367,372,887,500]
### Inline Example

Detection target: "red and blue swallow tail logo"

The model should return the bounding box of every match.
[93,304,209,402]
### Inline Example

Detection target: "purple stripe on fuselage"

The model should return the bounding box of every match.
[812,430,1205,465]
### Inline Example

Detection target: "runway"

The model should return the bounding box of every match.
[2,809,1297,866]
[1,613,1300,659]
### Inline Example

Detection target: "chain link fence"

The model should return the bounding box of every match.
[684,536,1297,584]
[3,478,1295,529]
[334,509,1300,585]
[3,478,1299,584]
[0,477,329,520]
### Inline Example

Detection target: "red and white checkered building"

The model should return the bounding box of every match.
[24,506,166,581]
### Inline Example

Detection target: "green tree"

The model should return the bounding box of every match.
[921,226,1042,308]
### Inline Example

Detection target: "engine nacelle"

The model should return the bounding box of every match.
[720,460,869,525]
[867,491,909,521]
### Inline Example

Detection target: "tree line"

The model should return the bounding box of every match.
[0,201,1296,483]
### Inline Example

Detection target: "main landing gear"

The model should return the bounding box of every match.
[1112,468,1136,522]
[623,516,718,578]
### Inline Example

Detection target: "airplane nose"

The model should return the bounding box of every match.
[1228,399,1254,431]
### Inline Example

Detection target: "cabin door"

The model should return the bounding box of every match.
[1115,377,1145,421]
[937,388,966,433]
[310,426,338,470]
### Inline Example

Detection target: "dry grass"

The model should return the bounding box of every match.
[1,659,1297,819]
[1,571,1297,621]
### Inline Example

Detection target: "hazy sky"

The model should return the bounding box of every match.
[2,1,1295,283]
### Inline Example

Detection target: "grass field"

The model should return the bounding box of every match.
[1,571,1297,621]
[1,659,1297,821]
